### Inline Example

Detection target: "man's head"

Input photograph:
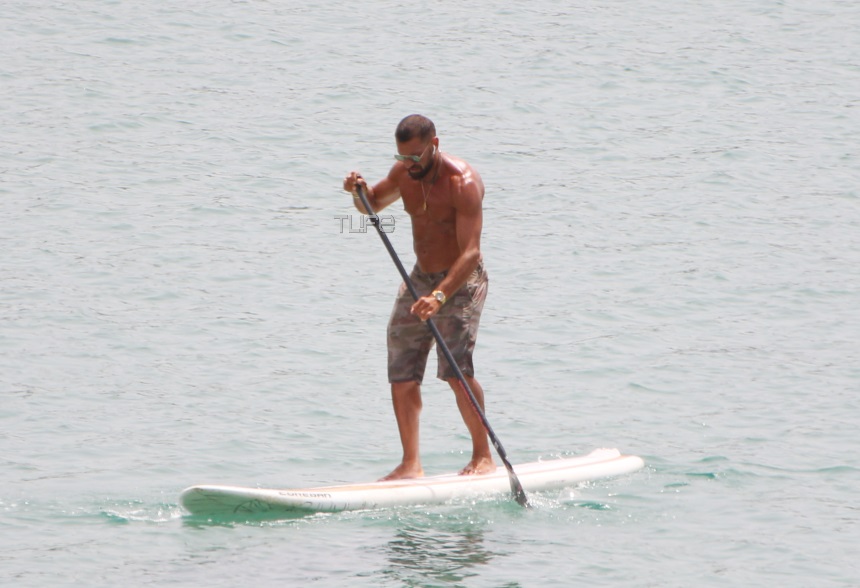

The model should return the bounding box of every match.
[395,114,438,180]
[395,114,436,143]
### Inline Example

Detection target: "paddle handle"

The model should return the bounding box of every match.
[353,185,528,507]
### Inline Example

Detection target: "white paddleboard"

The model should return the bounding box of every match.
[180,448,644,516]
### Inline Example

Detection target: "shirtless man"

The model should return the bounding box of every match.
[343,114,496,481]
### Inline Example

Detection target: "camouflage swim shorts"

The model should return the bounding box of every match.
[387,261,488,383]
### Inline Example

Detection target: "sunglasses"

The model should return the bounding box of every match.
[394,143,433,163]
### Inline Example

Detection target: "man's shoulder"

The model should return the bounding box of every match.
[442,153,472,176]
[443,155,483,197]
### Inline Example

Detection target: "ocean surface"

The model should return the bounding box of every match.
[2,1,858,586]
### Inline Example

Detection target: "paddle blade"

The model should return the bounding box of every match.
[508,470,530,507]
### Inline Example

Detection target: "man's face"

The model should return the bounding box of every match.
[396,137,436,180]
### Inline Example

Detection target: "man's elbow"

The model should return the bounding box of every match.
[463,247,482,267]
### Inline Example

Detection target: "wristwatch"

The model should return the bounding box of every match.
[432,290,447,305]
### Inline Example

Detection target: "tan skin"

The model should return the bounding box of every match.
[343,134,496,480]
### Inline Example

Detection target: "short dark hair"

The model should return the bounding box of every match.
[395,114,436,143]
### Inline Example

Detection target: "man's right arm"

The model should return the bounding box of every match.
[343,169,401,214]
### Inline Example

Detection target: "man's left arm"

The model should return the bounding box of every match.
[435,177,483,300]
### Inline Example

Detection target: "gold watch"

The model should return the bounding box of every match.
[432,290,447,305]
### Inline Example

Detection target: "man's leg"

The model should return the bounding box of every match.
[447,375,497,475]
[379,380,425,480]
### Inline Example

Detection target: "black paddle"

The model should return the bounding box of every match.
[353,184,529,508]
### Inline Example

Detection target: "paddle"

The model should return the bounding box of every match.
[353,184,529,508]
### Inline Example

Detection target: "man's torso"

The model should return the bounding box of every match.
[395,153,484,273]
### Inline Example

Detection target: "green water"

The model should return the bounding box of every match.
[2,0,859,586]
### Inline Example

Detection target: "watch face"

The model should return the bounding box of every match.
[435,291,444,302]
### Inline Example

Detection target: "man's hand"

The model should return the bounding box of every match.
[411,295,443,322]
[343,171,367,195]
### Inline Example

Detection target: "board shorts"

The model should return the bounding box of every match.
[387,261,488,384]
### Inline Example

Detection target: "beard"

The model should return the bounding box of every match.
[407,147,436,180]
[408,162,433,181]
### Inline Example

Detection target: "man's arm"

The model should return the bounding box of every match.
[343,168,401,214]
[435,174,483,299]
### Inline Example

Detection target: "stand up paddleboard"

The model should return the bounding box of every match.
[180,448,643,516]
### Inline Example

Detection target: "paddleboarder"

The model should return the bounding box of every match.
[343,114,496,481]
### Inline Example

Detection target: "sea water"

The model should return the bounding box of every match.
[2,1,858,586]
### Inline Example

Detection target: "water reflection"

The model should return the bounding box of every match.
[381,521,497,586]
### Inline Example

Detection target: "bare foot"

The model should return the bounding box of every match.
[459,456,497,476]
[378,462,424,481]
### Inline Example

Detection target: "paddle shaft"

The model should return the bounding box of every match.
[353,185,528,507]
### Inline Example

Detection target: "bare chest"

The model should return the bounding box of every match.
[400,180,455,223]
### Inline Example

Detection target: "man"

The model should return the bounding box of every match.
[342,114,496,481]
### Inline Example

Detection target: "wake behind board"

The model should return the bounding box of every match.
[180,448,644,516]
